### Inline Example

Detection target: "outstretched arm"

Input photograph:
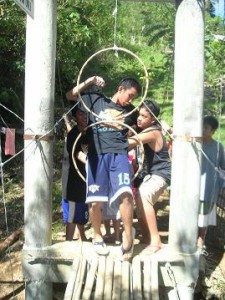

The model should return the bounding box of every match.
[128,129,156,149]
[76,150,87,164]
[128,128,163,152]
[66,76,105,101]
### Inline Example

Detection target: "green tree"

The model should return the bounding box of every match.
[0,1,26,125]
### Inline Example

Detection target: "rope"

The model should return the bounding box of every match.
[71,120,144,182]
[0,103,24,123]
[0,101,80,168]
[142,101,174,140]
[76,46,149,119]
[0,100,81,169]
[143,100,225,182]
[112,0,118,48]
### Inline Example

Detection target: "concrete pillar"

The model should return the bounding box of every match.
[169,0,204,254]
[23,1,57,299]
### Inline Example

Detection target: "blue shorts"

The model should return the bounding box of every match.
[68,201,89,225]
[62,198,69,224]
[62,198,89,225]
[86,153,133,208]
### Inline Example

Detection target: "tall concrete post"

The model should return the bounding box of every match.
[169,0,204,254]
[23,1,57,299]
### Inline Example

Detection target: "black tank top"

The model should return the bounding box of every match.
[134,126,171,187]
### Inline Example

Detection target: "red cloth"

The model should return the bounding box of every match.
[5,128,16,156]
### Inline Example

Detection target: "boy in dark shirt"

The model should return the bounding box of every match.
[67,76,141,260]
[65,106,88,241]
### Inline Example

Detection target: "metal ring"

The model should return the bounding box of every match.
[76,46,149,119]
[72,120,144,182]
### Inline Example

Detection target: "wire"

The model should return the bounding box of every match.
[165,262,180,300]
[0,138,15,297]
[142,101,174,140]
[112,0,118,48]
[0,103,24,123]
[1,101,80,168]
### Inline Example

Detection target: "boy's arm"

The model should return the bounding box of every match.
[76,150,87,164]
[63,113,73,132]
[128,129,157,149]
[66,76,105,101]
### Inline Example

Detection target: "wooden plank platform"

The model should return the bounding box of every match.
[64,251,159,300]
[23,241,199,299]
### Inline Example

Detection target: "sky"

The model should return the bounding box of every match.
[213,0,225,18]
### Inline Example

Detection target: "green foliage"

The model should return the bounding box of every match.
[205,15,225,84]
[56,0,114,98]
[0,1,26,125]
[0,1,224,143]
[204,12,225,143]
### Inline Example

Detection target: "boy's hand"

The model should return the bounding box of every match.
[87,76,105,87]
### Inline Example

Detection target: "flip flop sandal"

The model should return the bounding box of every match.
[115,240,121,245]
[92,239,109,256]
[120,227,136,261]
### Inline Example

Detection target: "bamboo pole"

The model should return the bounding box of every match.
[94,256,106,300]
[112,260,122,300]
[132,256,142,300]
[82,257,99,300]
[103,257,114,300]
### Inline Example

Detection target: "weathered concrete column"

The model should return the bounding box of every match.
[169,0,204,254]
[23,1,57,299]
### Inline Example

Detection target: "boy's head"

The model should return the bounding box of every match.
[203,115,219,139]
[71,105,87,128]
[141,99,160,118]
[137,99,160,130]
[115,77,141,107]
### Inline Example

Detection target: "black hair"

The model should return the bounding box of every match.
[71,105,79,117]
[71,103,86,117]
[117,77,141,95]
[141,99,160,118]
[203,115,219,130]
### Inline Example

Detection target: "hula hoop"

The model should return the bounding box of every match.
[72,120,144,182]
[76,46,149,119]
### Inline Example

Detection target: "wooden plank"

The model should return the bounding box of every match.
[94,256,106,300]
[72,257,87,300]
[121,261,130,300]
[103,257,114,300]
[112,260,122,300]
[82,258,99,300]
[132,256,142,300]
[151,260,159,300]
[143,258,151,300]
[64,257,80,300]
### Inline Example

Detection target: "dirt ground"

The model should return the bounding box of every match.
[0,191,225,300]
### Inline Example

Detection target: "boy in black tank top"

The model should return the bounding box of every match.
[128,99,171,255]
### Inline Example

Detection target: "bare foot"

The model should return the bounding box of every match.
[141,244,164,255]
